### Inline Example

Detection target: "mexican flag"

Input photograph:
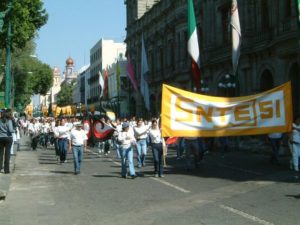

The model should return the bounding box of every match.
[187,0,201,92]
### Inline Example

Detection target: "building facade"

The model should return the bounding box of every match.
[87,39,126,111]
[125,0,300,118]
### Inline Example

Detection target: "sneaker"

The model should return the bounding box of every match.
[154,174,159,178]
[121,175,127,179]
[131,175,137,179]
[159,174,165,178]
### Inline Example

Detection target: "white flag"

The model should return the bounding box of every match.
[231,0,241,75]
[141,35,150,111]
[99,71,104,98]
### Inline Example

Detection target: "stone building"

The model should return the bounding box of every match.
[125,0,300,118]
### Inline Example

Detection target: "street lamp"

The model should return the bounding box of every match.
[218,74,236,97]
[200,79,210,94]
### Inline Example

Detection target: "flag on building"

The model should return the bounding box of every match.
[187,0,201,92]
[99,71,104,98]
[103,67,109,99]
[141,35,150,111]
[231,0,241,76]
[116,61,121,96]
[296,0,300,30]
[126,55,138,91]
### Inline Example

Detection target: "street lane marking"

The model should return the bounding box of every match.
[150,177,191,193]
[107,157,190,193]
[219,204,275,225]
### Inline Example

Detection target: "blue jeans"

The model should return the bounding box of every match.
[72,145,83,173]
[152,143,163,175]
[120,146,135,176]
[136,139,147,166]
[58,138,68,162]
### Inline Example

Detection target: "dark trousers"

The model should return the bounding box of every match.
[0,137,13,173]
[152,143,164,175]
[269,138,281,163]
[30,134,39,150]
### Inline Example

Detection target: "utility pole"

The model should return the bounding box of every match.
[4,1,12,108]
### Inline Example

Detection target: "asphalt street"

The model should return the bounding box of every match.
[0,136,300,225]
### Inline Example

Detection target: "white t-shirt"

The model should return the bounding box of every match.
[149,128,162,144]
[70,128,88,146]
[292,123,300,143]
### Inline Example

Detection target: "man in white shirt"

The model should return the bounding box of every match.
[69,122,88,175]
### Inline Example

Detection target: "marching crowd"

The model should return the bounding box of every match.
[1,111,300,179]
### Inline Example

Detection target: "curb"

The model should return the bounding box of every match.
[0,152,16,201]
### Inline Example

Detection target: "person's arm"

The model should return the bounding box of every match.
[7,120,15,134]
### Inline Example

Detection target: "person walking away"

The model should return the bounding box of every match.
[149,119,164,177]
[118,122,137,179]
[52,119,61,162]
[0,110,14,174]
[291,118,300,179]
[69,122,88,175]
[28,118,40,151]
[133,118,148,167]
[267,132,283,165]
[57,119,70,163]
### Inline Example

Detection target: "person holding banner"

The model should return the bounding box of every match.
[267,132,283,165]
[117,122,137,179]
[149,119,164,178]
[291,118,300,177]
[184,137,201,170]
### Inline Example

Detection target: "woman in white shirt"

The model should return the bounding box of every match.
[292,118,300,174]
[117,122,137,179]
[148,119,164,177]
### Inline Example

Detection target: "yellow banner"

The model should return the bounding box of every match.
[161,82,292,137]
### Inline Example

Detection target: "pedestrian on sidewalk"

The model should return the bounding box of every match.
[148,119,164,178]
[117,122,137,179]
[69,122,88,175]
[0,110,14,174]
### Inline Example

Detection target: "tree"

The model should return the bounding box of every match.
[56,82,74,107]
[0,0,48,50]
[12,41,53,109]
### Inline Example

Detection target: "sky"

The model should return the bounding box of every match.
[35,0,126,74]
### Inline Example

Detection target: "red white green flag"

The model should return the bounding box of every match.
[187,0,201,92]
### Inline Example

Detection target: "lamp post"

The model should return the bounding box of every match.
[218,74,236,97]
[3,1,12,108]
[200,79,210,94]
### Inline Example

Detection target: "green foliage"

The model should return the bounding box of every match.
[0,0,48,50]
[56,83,74,107]
[12,40,53,110]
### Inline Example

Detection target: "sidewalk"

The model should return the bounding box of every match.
[0,135,30,200]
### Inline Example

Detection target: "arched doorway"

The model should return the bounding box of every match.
[260,69,273,92]
[289,63,300,119]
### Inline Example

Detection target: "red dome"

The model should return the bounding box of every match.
[66,57,74,65]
